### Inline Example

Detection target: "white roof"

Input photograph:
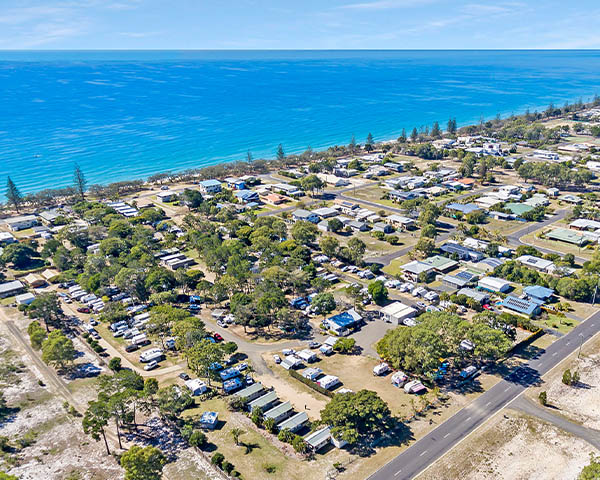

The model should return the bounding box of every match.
[516,255,553,270]
[380,301,416,317]
[478,276,509,290]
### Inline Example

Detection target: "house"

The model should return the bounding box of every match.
[4,215,38,231]
[348,220,367,232]
[0,232,16,245]
[546,228,590,246]
[15,292,35,306]
[277,411,308,433]
[441,271,477,290]
[248,391,279,412]
[292,209,319,224]
[477,277,511,293]
[0,280,25,298]
[157,191,178,202]
[24,273,45,288]
[502,296,541,317]
[199,411,219,430]
[372,222,394,234]
[325,309,362,336]
[388,190,418,202]
[235,190,259,203]
[316,375,340,390]
[380,302,417,325]
[440,243,484,262]
[225,177,246,190]
[272,183,304,197]
[38,209,62,225]
[516,255,554,273]
[304,426,332,452]
[296,349,318,363]
[488,211,514,221]
[523,285,554,304]
[384,162,403,172]
[385,215,416,230]
[570,219,600,231]
[185,379,208,396]
[478,257,506,271]
[262,193,287,205]
[421,255,459,273]
[457,288,489,304]
[312,207,338,218]
[198,179,222,194]
[316,173,350,187]
[446,203,481,216]
[400,261,435,282]
[335,200,360,215]
[559,194,582,204]
[264,401,294,424]
[505,202,534,217]
[546,187,559,197]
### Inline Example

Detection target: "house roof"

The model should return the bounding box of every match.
[478,276,510,291]
[380,302,416,317]
[457,288,489,303]
[199,179,222,187]
[293,209,316,218]
[401,261,435,275]
[328,309,362,328]
[516,255,553,270]
[277,411,308,431]
[264,401,292,420]
[305,426,331,448]
[421,255,459,271]
[248,391,278,410]
[502,296,540,315]
[233,382,264,398]
[446,203,481,214]
[0,280,24,295]
[505,202,534,216]
[523,285,554,300]
[546,227,588,245]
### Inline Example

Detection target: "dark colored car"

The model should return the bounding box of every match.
[213,333,224,342]
[125,344,140,353]
[77,307,91,314]
[179,372,190,381]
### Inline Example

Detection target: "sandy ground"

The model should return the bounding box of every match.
[418,410,598,480]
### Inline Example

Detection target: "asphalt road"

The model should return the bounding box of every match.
[367,309,600,480]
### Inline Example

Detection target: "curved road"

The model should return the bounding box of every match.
[367,309,600,480]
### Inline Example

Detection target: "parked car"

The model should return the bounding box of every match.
[216,320,228,328]
[144,361,158,371]
[213,333,224,342]
[273,354,282,364]
[125,344,140,353]
[308,341,320,349]
[237,362,248,372]
[245,375,254,385]
[89,318,98,326]
[482,304,492,310]
[179,372,190,381]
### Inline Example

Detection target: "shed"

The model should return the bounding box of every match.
[199,411,219,430]
[379,302,417,325]
[15,292,35,305]
[477,277,511,293]
[0,280,25,298]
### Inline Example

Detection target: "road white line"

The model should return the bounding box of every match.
[486,401,491,406]
[552,352,558,357]
[394,470,402,476]
[466,416,472,422]
[566,342,570,346]
[420,450,428,457]
[443,433,450,439]
[504,386,511,392]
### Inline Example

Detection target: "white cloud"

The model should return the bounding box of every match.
[339,0,436,10]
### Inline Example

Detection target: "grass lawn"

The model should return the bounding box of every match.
[533,314,579,335]
[0,296,16,306]
[519,232,594,260]
[182,397,350,480]
[382,255,412,276]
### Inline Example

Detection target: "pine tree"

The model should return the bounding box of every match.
[410,128,418,142]
[431,121,441,138]
[349,135,356,151]
[73,164,87,201]
[366,132,374,146]
[246,150,253,163]
[276,144,285,160]
[5,176,23,213]
[398,128,407,143]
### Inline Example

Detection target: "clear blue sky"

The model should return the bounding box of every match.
[1,0,599,50]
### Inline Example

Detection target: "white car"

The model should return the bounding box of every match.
[144,360,158,371]
[273,355,282,364]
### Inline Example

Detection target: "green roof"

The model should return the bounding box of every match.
[505,203,534,216]
[422,255,459,271]
[546,228,588,246]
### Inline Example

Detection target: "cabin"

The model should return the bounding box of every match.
[233,383,266,402]
[304,426,332,452]
[15,292,35,306]
[248,391,279,412]
[199,411,219,430]
[264,401,294,424]
[277,411,308,433]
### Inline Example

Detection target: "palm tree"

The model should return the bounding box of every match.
[231,428,245,446]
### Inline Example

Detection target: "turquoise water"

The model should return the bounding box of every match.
[1,50,600,196]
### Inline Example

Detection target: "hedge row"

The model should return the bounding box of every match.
[288,369,334,398]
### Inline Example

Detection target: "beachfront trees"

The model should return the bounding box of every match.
[431,121,441,138]
[365,133,374,151]
[398,128,407,143]
[73,164,87,201]
[276,144,285,160]
[5,177,23,213]
[182,189,203,209]
[120,445,166,480]
[447,118,457,135]
[320,390,392,445]
[410,128,418,142]
[349,135,357,152]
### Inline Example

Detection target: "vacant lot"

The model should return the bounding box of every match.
[417,410,597,480]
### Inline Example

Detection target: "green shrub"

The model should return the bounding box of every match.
[288,370,334,398]
[263,463,277,474]
[222,461,234,474]
[188,431,207,448]
[211,452,224,467]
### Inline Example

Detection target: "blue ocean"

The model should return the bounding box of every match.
[1,50,600,196]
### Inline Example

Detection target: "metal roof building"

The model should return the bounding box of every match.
[502,296,541,317]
